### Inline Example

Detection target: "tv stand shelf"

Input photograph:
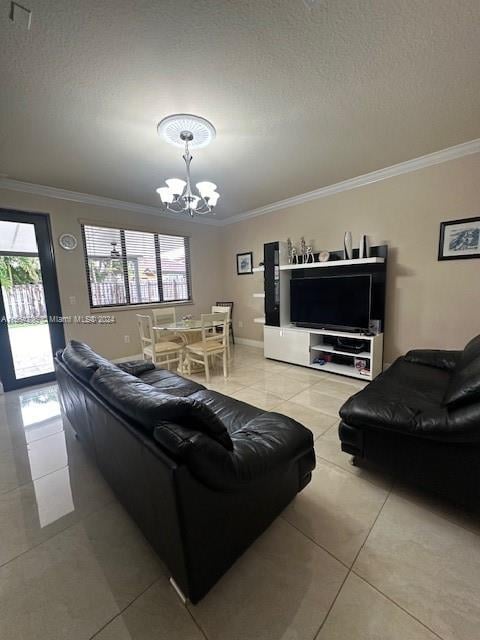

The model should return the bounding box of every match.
[310,361,371,380]
[264,325,383,381]
[310,344,371,359]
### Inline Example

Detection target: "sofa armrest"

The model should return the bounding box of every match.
[229,412,315,484]
[153,413,315,491]
[404,349,461,371]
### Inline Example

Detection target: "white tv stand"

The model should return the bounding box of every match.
[264,325,383,381]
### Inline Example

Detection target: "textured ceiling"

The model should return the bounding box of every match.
[0,0,479,219]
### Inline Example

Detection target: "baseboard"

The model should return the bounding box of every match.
[113,353,143,363]
[236,338,264,349]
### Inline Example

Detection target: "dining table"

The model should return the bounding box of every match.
[152,317,225,374]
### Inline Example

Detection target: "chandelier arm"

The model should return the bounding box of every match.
[196,200,211,213]
[165,200,185,213]
[198,195,210,210]
[164,198,212,215]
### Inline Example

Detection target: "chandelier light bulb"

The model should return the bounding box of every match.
[165,178,186,196]
[156,187,174,204]
[208,192,220,207]
[196,181,217,199]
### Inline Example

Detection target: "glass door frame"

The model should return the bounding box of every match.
[0,209,65,391]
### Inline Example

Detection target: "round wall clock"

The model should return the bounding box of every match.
[58,233,78,251]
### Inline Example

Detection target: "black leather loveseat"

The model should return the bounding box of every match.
[55,341,315,603]
[339,334,480,508]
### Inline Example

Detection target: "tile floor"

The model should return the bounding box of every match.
[0,345,478,640]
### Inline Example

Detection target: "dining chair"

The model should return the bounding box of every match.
[215,301,234,345]
[152,307,182,344]
[152,306,176,326]
[136,314,183,369]
[211,305,232,361]
[185,313,228,382]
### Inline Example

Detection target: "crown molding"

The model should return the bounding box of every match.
[0,178,222,226]
[218,138,480,226]
[1,138,479,228]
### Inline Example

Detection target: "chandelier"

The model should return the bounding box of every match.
[156,114,220,217]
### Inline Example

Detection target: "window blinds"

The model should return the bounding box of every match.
[82,224,192,308]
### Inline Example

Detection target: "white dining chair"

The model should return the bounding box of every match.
[215,301,234,344]
[152,307,182,344]
[211,305,232,360]
[136,314,182,369]
[185,313,228,382]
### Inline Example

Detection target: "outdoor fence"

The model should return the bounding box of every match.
[2,284,47,322]
[2,277,189,322]
[90,278,189,306]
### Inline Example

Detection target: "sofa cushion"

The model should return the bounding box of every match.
[62,340,111,383]
[189,389,264,434]
[340,357,451,436]
[117,360,156,377]
[404,349,461,371]
[139,368,205,396]
[460,334,480,367]
[91,364,233,450]
[444,334,480,407]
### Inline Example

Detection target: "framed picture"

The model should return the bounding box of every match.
[438,217,480,261]
[236,251,253,275]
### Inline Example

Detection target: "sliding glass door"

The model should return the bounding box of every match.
[0,210,65,391]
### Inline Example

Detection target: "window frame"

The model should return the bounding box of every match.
[81,224,193,310]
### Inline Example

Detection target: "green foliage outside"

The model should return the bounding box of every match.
[0,256,41,288]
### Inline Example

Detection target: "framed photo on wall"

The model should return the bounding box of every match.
[438,217,480,261]
[236,251,253,275]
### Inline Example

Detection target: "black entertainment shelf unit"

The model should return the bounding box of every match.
[260,242,388,381]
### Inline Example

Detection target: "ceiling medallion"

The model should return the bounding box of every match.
[156,114,219,217]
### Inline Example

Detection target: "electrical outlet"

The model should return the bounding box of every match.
[69,296,76,305]
[238,320,243,328]
[124,335,130,344]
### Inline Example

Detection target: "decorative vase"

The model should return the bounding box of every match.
[344,232,353,260]
[359,234,370,259]
[318,250,330,263]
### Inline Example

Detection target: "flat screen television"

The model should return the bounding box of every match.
[290,275,371,331]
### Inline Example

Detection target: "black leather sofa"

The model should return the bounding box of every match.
[55,341,315,603]
[339,334,480,508]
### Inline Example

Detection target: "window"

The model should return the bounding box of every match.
[82,224,192,308]
[124,229,159,304]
